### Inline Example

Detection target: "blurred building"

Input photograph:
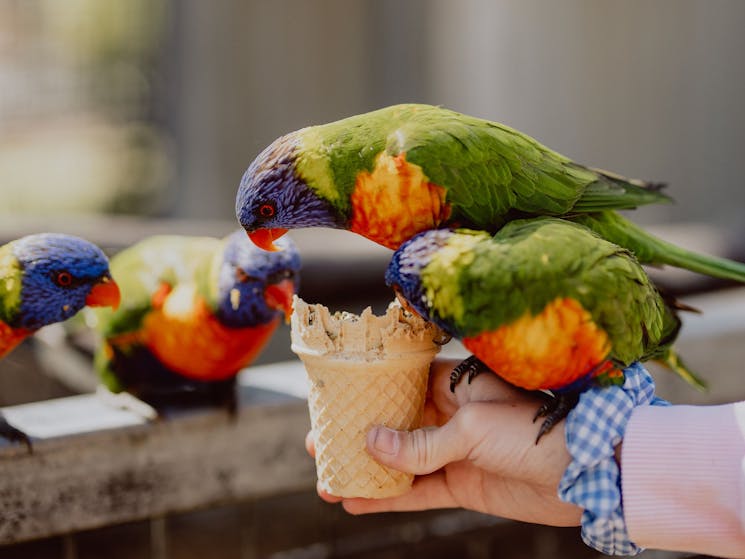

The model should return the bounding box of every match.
[1,0,744,230]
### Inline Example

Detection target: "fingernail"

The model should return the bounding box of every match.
[369,425,399,455]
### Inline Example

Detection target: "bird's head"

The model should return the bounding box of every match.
[10,233,120,330]
[214,230,301,328]
[385,229,456,322]
[235,131,344,252]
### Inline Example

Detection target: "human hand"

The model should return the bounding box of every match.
[305,357,582,527]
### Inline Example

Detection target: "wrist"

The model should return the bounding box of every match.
[558,362,669,556]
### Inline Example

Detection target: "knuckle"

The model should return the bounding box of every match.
[409,428,434,471]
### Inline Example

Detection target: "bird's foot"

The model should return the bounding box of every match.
[449,356,489,392]
[532,391,580,444]
[0,413,32,454]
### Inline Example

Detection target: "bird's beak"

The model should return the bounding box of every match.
[394,289,419,317]
[264,279,295,324]
[248,228,289,252]
[86,275,121,310]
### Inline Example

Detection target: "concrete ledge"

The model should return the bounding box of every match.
[0,363,314,545]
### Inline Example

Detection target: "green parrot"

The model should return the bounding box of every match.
[384,218,701,441]
[236,103,745,283]
[94,230,300,414]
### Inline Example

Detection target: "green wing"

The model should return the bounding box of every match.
[94,235,219,390]
[296,104,669,227]
[421,218,678,365]
[393,105,669,228]
[96,235,219,338]
[296,104,745,284]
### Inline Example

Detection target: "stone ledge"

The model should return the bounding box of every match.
[0,362,314,545]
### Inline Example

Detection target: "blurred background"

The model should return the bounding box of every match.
[0,1,743,558]
[2,0,744,226]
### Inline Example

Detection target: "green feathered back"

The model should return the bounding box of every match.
[96,235,221,338]
[294,104,667,225]
[422,219,680,366]
[287,104,745,284]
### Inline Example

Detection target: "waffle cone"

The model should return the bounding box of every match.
[291,297,445,498]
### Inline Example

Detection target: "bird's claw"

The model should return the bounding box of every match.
[532,391,579,444]
[449,355,488,392]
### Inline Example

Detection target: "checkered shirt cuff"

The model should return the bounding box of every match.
[558,362,669,556]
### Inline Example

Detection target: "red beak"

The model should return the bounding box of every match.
[248,228,289,252]
[264,279,295,324]
[86,275,121,310]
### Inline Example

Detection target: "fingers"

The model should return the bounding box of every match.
[316,480,343,504]
[306,430,458,512]
[366,419,473,476]
[305,430,315,457]
[341,471,458,514]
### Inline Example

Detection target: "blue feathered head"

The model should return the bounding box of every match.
[235,132,344,251]
[8,233,120,330]
[214,230,301,328]
[385,229,457,333]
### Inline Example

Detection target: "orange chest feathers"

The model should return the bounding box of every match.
[462,298,617,391]
[349,153,451,249]
[0,321,30,360]
[142,284,279,382]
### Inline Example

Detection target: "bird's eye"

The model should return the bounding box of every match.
[267,270,295,284]
[235,268,259,283]
[55,271,73,287]
[256,202,276,220]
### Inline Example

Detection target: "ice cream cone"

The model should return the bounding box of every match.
[291,296,445,498]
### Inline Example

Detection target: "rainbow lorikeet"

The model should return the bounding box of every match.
[236,103,745,283]
[384,218,701,441]
[94,230,300,414]
[0,233,121,449]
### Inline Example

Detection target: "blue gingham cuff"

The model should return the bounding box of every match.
[558,362,669,556]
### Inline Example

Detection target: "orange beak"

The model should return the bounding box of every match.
[264,279,295,324]
[248,228,289,252]
[86,275,121,310]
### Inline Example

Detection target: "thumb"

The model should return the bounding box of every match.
[366,420,471,475]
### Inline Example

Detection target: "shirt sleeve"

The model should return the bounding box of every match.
[621,402,745,557]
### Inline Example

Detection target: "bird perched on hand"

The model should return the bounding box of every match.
[0,233,120,448]
[94,230,300,414]
[236,103,745,283]
[385,218,702,441]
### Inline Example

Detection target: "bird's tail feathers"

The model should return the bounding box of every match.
[572,169,672,213]
[576,212,745,284]
[590,167,668,192]
[654,348,707,392]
